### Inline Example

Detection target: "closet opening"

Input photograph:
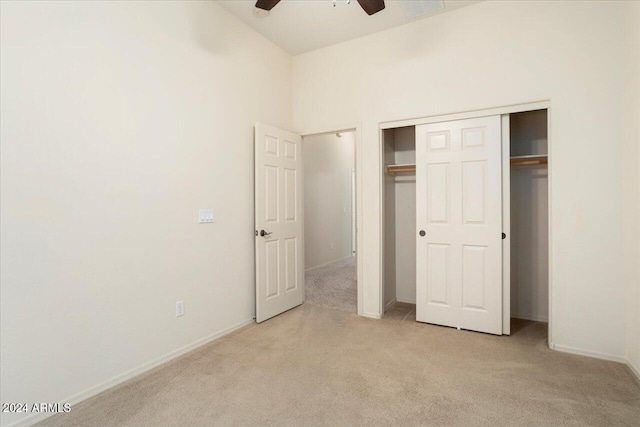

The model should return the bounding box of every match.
[507,109,549,339]
[382,126,417,321]
[303,130,357,313]
[380,106,550,340]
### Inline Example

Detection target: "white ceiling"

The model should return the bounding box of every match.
[217,0,480,55]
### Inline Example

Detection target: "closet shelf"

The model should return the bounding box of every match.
[386,156,547,172]
[510,154,547,166]
[386,164,416,175]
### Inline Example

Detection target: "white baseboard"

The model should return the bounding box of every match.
[361,311,382,319]
[6,318,254,427]
[627,359,640,382]
[551,343,627,364]
[396,297,416,305]
[511,313,549,323]
[384,298,397,312]
[305,255,354,273]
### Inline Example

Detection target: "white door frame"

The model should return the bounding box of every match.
[501,115,511,335]
[378,100,553,347]
[298,124,363,316]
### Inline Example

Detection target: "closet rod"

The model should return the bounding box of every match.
[510,155,548,166]
[385,156,547,172]
[386,164,416,175]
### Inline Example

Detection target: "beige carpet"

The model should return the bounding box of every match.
[304,257,356,312]
[38,304,640,427]
[384,301,417,321]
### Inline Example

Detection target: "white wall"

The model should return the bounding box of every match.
[303,132,355,269]
[293,1,636,359]
[623,2,640,377]
[0,1,291,426]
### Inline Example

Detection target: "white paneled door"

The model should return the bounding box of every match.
[415,116,503,335]
[255,123,304,323]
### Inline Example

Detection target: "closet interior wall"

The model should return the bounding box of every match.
[383,126,416,309]
[510,110,549,323]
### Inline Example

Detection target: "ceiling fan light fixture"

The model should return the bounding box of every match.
[255,0,385,16]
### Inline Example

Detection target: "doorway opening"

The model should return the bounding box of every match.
[303,130,357,313]
[507,109,549,340]
[381,126,418,321]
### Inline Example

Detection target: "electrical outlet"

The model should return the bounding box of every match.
[176,300,184,317]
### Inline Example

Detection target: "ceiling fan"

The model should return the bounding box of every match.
[255,0,386,16]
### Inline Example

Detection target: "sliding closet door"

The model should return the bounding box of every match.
[416,116,503,335]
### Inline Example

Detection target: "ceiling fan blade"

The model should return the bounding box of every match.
[255,0,281,11]
[357,0,385,15]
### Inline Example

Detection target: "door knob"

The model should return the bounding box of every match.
[260,230,273,237]
[419,230,426,237]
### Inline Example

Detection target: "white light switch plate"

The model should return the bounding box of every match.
[198,209,214,223]
[176,300,184,317]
